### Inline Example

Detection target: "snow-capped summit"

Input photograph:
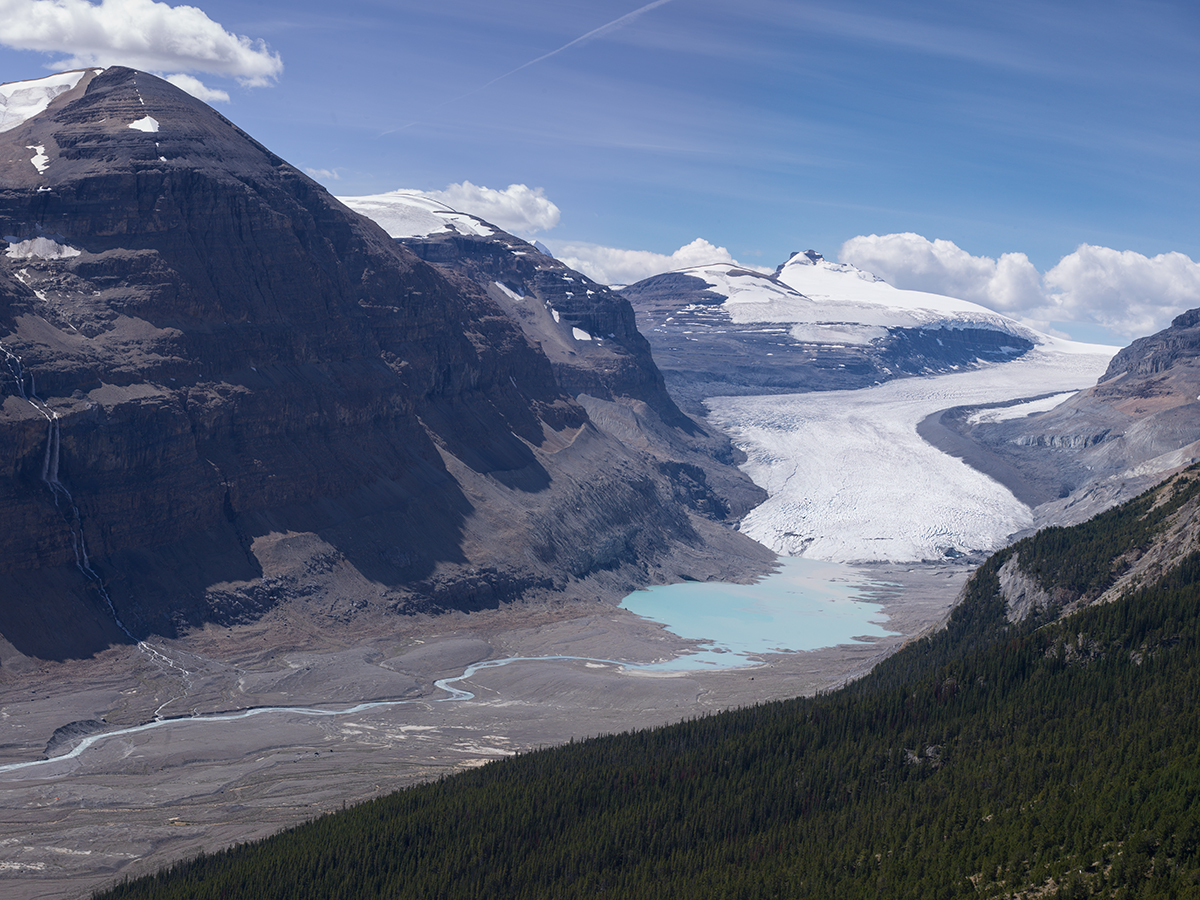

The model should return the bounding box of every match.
[0,69,103,133]
[774,249,882,280]
[621,251,1092,414]
[773,249,1041,344]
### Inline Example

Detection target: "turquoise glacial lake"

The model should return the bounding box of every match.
[620,557,897,670]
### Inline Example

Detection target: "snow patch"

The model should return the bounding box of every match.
[550,308,560,323]
[493,281,524,301]
[572,327,594,341]
[5,236,80,260]
[967,392,1078,425]
[789,323,889,345]
[128,115,160,133]
[26,145,48,174]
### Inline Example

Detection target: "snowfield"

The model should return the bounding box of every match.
[4,236,81,260]
[338,189,496,238]
[706,344,1114,562]
[0,70,99,133]
[676,253,1041,347]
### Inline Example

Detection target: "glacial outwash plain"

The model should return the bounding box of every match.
[2,68,1200,899]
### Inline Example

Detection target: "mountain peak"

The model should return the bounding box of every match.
[0,67,292,195]
[772,249,825,275]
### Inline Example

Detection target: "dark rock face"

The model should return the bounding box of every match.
[621,269,1032,413]
[1100,307,1200,382]
[395,228,768,525]
[398,229,693,430]
[0,69,771,660]
[400,234,686,427]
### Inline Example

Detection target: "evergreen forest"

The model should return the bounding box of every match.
[95,467,1200,899]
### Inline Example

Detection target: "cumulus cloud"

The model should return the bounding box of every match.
[1044,246,1200,339]
[164,73,229,104]
[305,167,341,182]
[0,0,282,100]
[840,233,1200,340]
[840,233,1042,313]
[551,237,769,285]
[421,182,560,236]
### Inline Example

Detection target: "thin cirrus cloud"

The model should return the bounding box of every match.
[840,233,1200,341]
[380,0,678,135]
[0,0,283,101]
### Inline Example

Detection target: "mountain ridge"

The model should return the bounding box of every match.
[620,251,1052,412]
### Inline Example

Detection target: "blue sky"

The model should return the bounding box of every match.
[2,0,1198,341]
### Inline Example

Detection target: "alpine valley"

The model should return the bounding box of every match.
[2,69,1199,900]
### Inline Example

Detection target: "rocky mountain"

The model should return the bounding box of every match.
[621,250,1037,413]
[929,307,1200,527]
[338,190,762,519]
[0,68,771,662]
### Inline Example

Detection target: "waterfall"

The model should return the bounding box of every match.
[1,338,196,713]
[1,341,30,401]
[1,339,128,634]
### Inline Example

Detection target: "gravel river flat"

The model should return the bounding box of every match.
[0,560,966,900]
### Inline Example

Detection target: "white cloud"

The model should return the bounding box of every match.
[1044,245,1200,340]
[0,0,282,90]
[164,73,229,104]
[421,182,560,236]
[305,167,341,182]
[550,237,770,285]
[839,233,1042,313]
[840,233,1200,340]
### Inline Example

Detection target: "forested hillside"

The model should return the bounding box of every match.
[96,466,1200,900]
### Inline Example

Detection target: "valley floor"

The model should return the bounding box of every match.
[1,344,1118,900]
[0,561,966,900]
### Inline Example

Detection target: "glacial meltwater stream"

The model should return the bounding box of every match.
[0,558,893,778]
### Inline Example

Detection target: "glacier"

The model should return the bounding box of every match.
[707,344,1113,562]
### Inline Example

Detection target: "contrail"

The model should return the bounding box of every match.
[382,0,678,135]
[477,0,676,89]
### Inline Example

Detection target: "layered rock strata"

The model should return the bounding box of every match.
[0,68,771,661]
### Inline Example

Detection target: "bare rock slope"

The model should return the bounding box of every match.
[0,68,771,662]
